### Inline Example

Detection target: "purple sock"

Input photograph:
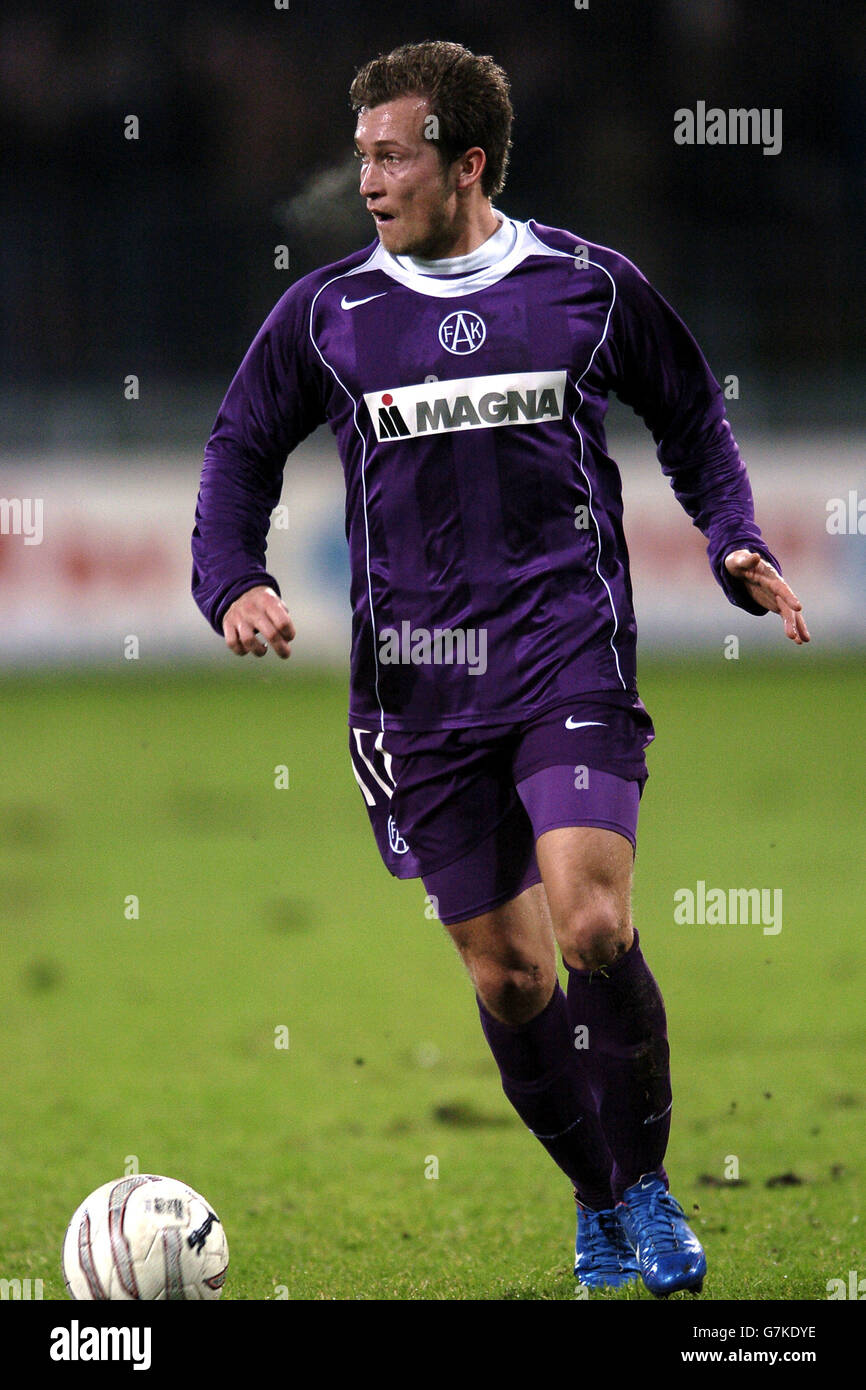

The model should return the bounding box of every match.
[564,929,672,1200]
[477,982,615,1210]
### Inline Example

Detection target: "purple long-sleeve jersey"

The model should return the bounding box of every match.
[192,217,779,731]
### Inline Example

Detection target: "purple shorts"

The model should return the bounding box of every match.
[349,692,654,926]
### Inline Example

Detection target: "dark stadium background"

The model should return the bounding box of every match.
[2,0,862,447]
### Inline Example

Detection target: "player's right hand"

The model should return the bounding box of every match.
[222,585,295,658]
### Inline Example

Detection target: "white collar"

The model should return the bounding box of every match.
[357,216,538,299]
[393,213,517,278]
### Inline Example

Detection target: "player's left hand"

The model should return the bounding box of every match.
[724,550,810,644]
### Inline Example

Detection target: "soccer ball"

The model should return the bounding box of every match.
[62,1174,229,1300]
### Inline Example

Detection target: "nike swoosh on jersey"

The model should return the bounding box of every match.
[340,292,388,310]
[564,718,608,730]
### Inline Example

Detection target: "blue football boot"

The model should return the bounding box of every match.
[574,1202,641,1290]
[616,1172,706,1296]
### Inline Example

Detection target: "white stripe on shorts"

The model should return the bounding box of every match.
[352,728,395,797]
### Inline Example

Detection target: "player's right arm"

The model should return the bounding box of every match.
[191,278,327,655]
[222,584,296,658]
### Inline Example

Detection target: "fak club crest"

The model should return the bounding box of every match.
[438,310,486,355]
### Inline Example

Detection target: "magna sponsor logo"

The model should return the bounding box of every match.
[364,370,567,442]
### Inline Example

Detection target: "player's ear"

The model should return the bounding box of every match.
[454,147,487,191]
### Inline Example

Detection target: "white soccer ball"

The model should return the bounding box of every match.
[62,1174,229,1300]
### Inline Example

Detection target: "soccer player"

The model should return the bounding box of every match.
[192,41,809,1297]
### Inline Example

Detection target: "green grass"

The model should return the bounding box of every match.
[0,654,863,1300]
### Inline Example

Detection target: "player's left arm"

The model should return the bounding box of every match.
[598,251,809,644]
[723,549,809,644]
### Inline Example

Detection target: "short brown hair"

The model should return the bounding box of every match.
[349,40,513,198]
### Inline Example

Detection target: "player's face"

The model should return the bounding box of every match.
[354,96,459,258]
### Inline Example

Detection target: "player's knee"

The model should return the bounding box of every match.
[472,955,554,1026]
[556,895,631,972]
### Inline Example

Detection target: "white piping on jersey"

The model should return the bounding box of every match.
[521,222,627,691]
[571,428,626,690]
[307,248,388,731]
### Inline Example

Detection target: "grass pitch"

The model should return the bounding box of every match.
[0,654,863,1301]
